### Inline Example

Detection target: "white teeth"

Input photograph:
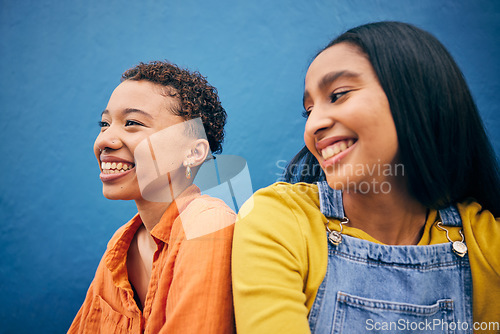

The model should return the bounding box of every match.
[322,147,334,160]
[101,161,134,173]
[321,139,356,160]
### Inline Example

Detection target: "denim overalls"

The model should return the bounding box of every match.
[308,182,473,333]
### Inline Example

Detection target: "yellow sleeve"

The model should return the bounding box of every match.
[232,186,312,334]
[459,200,500,328]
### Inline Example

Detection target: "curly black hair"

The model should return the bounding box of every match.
[121,61,227,154]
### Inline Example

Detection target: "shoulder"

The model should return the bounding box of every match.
[268,181,320,200]
[457,198,499,227]
[458,198,499,240]
[235,182,325,250]
[183,193,236,219]
[238,182,321,220]
[458,198,500,275]
[180,194,236,240]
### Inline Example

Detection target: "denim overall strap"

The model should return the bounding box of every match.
[318,181,344,219]
[309,181,473,334]
[439,205,463,227]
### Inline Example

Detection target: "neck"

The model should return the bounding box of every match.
[342,183,427,245]
[135,199,171,232]
[135,172,193,232]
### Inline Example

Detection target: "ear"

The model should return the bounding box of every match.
[185,139,210,167]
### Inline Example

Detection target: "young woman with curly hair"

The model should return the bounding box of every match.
[232,22,500,333]
[69,61,235,333]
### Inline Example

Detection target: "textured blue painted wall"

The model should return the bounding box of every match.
[0,0,498,332]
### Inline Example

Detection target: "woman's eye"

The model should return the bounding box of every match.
[98,121,109,128]
[302,109,311,118]
[125,120,144,126]
[330,90,350,103]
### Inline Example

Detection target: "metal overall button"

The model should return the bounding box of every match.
[436,221,468,257]
[325,217,349,246]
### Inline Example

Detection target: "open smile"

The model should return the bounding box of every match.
[320,139,355,160]
[316,137,357,167]
[101,161,135,174]
[99,156,136,181]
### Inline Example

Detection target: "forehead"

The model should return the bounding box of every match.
[107,80,179,116]
[305,43,373,85]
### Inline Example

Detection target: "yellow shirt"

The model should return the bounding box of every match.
[232,182,500,334]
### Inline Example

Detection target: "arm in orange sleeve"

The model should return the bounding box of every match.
[159,206,236,334]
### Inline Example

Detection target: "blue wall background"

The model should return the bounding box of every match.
[0,0,498,332]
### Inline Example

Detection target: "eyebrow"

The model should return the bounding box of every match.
[303,70,361,107]
[101,108,154,119]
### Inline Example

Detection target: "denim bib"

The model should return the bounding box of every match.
[308,181,473,334]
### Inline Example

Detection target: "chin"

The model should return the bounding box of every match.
[325,173,359,192]
[326,174,393,195]
[102,189,137,201]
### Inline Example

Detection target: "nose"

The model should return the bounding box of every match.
[304,105,336,138]
[94,126,122,153]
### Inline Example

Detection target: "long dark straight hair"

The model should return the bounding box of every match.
[283,22,500,216]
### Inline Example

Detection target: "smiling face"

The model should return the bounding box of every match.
[94,80,187,201]
[303,43,400,191]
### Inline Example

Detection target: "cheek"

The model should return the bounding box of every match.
[93,137,101,162]
[375,110,398,152]
[303,128,314,152]
[363,116,399,161]
[303,129,322,163]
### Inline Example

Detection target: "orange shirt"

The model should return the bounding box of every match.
[68,185,236,333]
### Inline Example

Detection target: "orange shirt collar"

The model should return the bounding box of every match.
[104,184,201,290]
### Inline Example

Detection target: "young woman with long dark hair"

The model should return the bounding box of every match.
[232,22,500,333]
